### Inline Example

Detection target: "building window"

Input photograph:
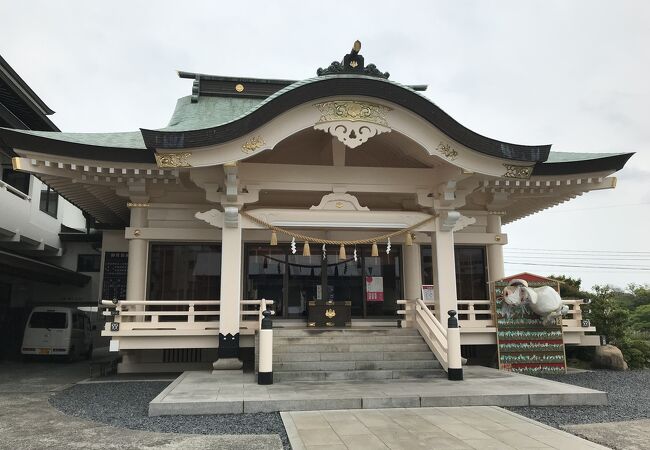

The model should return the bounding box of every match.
[148,243,221,300]
[1,161,30,196]
[39,186,58,217]
[77,254,101,272]
[420,245,488,300]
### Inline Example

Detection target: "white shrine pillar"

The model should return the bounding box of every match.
[126,205,148,302]
[214,206,243,370]
[430,213,459,326]
[487,214,505,281]
[403,242,422,300]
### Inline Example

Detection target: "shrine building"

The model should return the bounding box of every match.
[0,43,632,374]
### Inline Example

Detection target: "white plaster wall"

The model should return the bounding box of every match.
[0,175,87,250]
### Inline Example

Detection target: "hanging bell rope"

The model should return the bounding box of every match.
[242,211,434,246]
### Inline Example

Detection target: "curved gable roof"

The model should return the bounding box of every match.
[141,75,552,163]
[0,73,633,177]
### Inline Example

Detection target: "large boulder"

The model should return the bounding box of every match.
[592,344,628,370]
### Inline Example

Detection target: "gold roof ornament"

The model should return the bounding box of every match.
[317,40,390,79]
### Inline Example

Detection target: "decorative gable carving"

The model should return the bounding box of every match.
[313,100,391,149]
[310,193,370,211]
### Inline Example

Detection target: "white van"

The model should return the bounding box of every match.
[21,307,93,360]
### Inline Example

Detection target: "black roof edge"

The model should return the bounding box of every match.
[178,71,428,92]
[0,54,58,128]
[143,76,549,162]
[532,153,634,176]
[0,128,155,163]
[0,248,90,287]
[178,71,297,85]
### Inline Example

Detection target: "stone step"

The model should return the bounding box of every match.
[273,335,425,345]
[273,328,419,337]
[273,368,446,382]
[273,343,430,353]
[273,351,435,362]
[274,359,441,372]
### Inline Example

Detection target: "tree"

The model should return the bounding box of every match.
[587,285,629,345]
[628,284,650,309]
[549,275,584,298]
[631,304,650,332]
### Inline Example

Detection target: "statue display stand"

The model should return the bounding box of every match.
[491,273,567,374]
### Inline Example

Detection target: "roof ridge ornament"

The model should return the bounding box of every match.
[317,40,390,79]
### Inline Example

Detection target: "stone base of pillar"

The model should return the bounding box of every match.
[218,332,240,358]
[258,371,273,385]
[212,332,242,372]
[211,359,243,372]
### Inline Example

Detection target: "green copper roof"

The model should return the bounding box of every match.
[160,95,262,132]
[545,151,627,163]
[1,95,262,149]
[158,75,426,132]
[3,129,146,149]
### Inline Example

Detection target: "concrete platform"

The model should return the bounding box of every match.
[148,366,607,416]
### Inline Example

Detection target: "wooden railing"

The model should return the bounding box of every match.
[399,298,590,330]
[398,299,448,370]
[101,299,274,335]
[560,299,590,328]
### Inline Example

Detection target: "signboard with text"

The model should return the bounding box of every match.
[101,252,128,302]
[421,285,434,301]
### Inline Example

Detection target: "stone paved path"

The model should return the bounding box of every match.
[282,406,611,450]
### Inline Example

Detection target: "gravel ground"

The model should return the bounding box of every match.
[506,369,650,427]
[49,381,291,450]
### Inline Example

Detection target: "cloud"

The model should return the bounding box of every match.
[1,0,648,288]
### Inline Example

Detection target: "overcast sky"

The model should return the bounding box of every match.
[1,0,648,291]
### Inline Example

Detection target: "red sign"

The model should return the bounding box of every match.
[365,276,384,302]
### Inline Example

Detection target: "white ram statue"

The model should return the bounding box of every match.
[503,279,569,326]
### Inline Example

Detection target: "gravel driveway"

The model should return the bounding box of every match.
[506,369,650,426]
[507,369,650,449]
[50,381,291,449]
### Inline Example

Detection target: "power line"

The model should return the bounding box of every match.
[504,260,650,271]
[504,247,650,255]
[503,255,650,261]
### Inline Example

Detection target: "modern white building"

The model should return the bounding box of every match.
[0,55,101,358]
[0,44,632,374]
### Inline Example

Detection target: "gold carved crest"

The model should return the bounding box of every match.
[155,152,192,168]
[315,100,390,126]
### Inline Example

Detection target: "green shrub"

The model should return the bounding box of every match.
[620,339,650,369]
